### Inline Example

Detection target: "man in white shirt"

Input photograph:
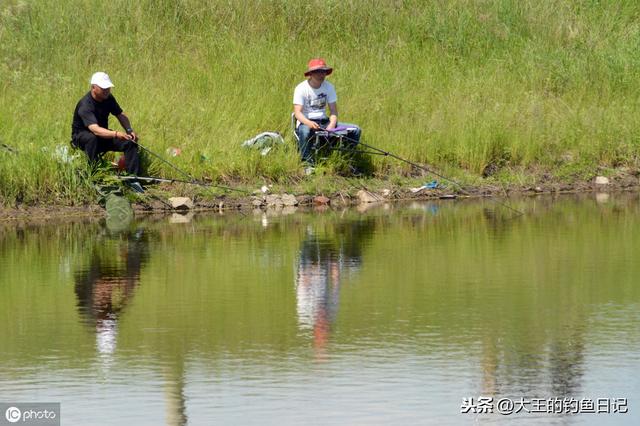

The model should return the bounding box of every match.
[293,58,361,163]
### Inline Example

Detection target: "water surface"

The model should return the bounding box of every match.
[1,194,639,425]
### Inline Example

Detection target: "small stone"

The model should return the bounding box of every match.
[251,198,264,207]
[281,193,298,206]
[168,197,193,210]
[265,195,282,206]
[295,195,312,205]
[534,186,543,193]
[357,189,380,203]
[261,185,270,193]
[314,195,330,205]
[382,189,391,197]
[595,176,610,185]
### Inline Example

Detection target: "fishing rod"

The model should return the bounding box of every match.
[117,175,237,189]
[316,128,524,216]
[134,141,249,194]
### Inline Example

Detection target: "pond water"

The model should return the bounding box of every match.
[1,194,639,425]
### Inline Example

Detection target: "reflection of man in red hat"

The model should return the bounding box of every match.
[293,58,361,164]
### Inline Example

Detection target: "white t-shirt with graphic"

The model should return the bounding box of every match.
[293,80,338,121]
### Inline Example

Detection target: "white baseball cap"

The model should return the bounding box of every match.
[90,72,114,89]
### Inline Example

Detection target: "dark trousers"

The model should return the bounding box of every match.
[72,130,140,175]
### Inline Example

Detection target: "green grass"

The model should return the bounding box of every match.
[2,0,640,204]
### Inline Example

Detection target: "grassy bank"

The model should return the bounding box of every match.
[1,0,640,204]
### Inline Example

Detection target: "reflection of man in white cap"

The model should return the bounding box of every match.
[71,72,141,175]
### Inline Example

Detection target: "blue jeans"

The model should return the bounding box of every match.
[296,120,361,163]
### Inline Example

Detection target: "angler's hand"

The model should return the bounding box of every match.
[307,121,321,130]
[115,131,133,141]
[120,129,138,142]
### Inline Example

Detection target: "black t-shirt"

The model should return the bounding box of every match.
[71,91,123,136]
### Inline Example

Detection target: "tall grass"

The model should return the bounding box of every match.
[1,0,640,204]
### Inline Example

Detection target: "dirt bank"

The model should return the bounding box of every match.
[2,172,638,222]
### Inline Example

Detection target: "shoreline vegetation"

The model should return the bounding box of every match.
[2,0,640,213]
[2,176,639,222]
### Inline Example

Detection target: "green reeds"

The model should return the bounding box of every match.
[1,0,639,204]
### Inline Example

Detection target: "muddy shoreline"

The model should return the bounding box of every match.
[1,174,638,222]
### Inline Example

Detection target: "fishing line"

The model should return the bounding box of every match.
[134,141,249,194]
[313,129,524,216]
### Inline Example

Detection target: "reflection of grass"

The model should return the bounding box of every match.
[1,196,640,367]
[2,1,640,204]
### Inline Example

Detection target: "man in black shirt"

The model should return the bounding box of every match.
[71,72,140,175]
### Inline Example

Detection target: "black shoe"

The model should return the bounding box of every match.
[125,180,145,193]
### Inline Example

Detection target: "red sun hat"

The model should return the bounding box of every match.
[304,58,333,76]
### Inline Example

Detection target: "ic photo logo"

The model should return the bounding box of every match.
[5,407,21,423]
[2,403,59,425]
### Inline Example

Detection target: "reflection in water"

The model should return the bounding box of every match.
[74,228,148,357]
[295,218,376,358]
[73,226,188,425]
[3,195,640,424]
[475,205,587,399]
[481,336,499,397]
[548,325,586,397]
[164,362,188,426]
[480,324,586,399]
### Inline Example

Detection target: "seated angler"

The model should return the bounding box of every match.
[71,72,141,175]
[292,58,361,164]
